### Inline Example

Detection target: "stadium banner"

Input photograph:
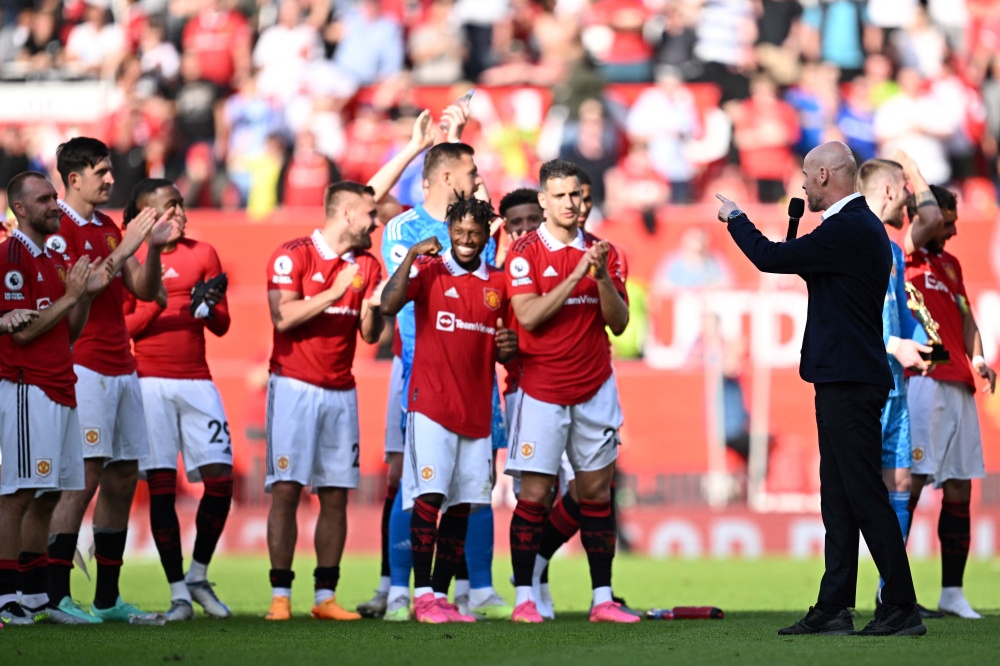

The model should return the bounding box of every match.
[175,203,1000,495]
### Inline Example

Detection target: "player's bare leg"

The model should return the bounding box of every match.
[510,472,554,623]
[359,452,403,618]
[937,479,979,618]
[576,463,638,623]
[0,489,43,625]
[48,458,102,617]
[311,487,359,620]
[265,481,301,620]
[185,462,234,618]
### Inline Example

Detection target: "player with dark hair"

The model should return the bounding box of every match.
[121,178,234,621]
[381,196,516,623]
[46,137,178,623]
[504,159,635,623]
[0,172,109,625]
[264,181,384,621]
[575,170,595,229]
[904,185,995,619]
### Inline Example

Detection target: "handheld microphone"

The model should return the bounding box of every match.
[786,197,805,241]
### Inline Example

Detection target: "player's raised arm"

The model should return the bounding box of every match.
[358,268,385,345]
[368,109,434,222]
[895,149,944,256]
[120,206,180,301]
[589,240,629,335]
[380,237,441,317]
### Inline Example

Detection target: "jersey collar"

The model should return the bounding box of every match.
[538,222,587,251]
[11,228,44,257]
[58,200,103,226]
[443,248,490,281]
[311,229,355,263]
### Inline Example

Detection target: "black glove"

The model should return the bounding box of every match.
[190,272,228,319]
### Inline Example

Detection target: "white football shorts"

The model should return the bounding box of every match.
[505,374,622,478]
[384,355,405,459]
[139,377,233,482]
[74,365,149,464]
[0,380,84,494]
[265,374,360,492]
[401,411,493,512]
[505,387,575,496]
[907,375,985,488]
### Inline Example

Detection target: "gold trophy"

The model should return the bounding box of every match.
[904,282,950,365]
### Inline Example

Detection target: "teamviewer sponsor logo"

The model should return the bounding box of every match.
[565,295,600,305]
[437,311,455,331]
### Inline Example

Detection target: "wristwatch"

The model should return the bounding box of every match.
[727,209,745,222]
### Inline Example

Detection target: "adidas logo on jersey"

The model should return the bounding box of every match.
[444,287,459,299]
[311,272,325,283]
[37,271,43,281]
[543,266,558,277]
[84,241,93,250]
[162,267,180,279]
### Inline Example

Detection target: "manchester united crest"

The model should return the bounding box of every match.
[913,447,924,462]
[483,288,500,311]
[105,234,119,252]
[351,273,364,291]
[56,266,67,284]
[945,264,957,283]
[420,465,435,481]
[36,459,52,477]
[83,428,100,446]
[277,455,290,471]
[520,442,535,459]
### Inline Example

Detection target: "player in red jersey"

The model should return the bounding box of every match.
[904,185,996,619]
[381,197,517,624]
[120,179,234,621]
[264,182,384,622]
[0,172,111,626]
[504,159,636,624]
[46,138,178,624]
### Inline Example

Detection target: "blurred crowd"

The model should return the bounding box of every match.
[2,0,1000,219]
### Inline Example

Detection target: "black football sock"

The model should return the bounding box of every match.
[510,499,545,587]
[939,499,971,588]
[431,505,470,596]
[18,552,48,610]
[411,499,440,591]
[148,469,184,584]
[579,500,615,591]
[539,492,580,561]
[314,566,341,595]
[92,528,127,609]
[269,568,294,593]
[47,533,77,604]
[192,474,233,568]
[380,486,397,579]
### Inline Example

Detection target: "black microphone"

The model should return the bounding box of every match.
[786,197,805,241]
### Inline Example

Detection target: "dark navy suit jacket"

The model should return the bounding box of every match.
[726,195,894,389]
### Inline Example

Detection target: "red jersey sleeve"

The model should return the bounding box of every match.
[203,244,231,337]
[0,256,34,311]
[607,242,629,304]
[362,256,382,301]
[506,238,540,297]
[267,245,305,294]
[123,288,164,337]
[404,257,432,303]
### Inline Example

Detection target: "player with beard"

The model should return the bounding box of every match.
[264,182,384,621]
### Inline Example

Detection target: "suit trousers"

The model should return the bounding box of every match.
[814,381,916,608]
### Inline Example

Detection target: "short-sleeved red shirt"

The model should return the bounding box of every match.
[506,224,627,406]
[124,238,230,380]
[49,202,136,376]
[267,230,381,390]
[0,230,77,407]
[904,248,976,391]
[406,252,507,439]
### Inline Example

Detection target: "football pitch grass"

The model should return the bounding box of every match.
[2,555,998,665]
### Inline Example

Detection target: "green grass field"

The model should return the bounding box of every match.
[2,555,998,665]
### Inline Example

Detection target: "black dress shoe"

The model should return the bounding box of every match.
[917,603,945,619]
[778,607,855,635]
[856,603,927,636]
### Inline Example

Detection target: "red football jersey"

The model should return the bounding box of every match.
[267,230,381,390]
[506,224,628,406]
[181,10,251,87]
[0,231,77,407]
[50,202,136,376]
[501,301,522,395]
[406,252,507,438]
[124,238,230,380]
[904,248,976,391]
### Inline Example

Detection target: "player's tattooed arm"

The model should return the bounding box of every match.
[589,241,629,335]
[381,237,441,316]
[894,149,943,255]
[510,253,590,331]
[359,280,385,344]
[368,109,434,222]
[13,256,92,346]
[495,317,517,363]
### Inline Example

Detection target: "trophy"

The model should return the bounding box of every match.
[904,282,950,365]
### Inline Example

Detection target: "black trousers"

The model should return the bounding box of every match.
[814,382,916,608]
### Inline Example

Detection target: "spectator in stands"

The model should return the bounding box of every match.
[784,62,840,159]
[253,0,322,103]
[107,106,150,208]
[454,0,508,82]
[649,0,698,81]
[983,55,1000,195]
[181,0,252,92]
[692,0,755,103]
[170,50,223,159]
[329,0,404,87]
[800,0,874,82]
[754,0,803,87]
[625,65,699,203]
[836,76,878,163]
[874,67,954,184]
[865,52,900,108]
[582,0,654,83]
[137,14,180,87]
[64,0,126,79]
[216,72,285,205]
[12,8,62,78]
[892,5,948,80]
[652,227,732,294]
[408,0,464,85]
[731,73,800,203]
[278,128,341,208]
[558,97,619,213]
[603,139,670,230]
[0,125,31,212]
